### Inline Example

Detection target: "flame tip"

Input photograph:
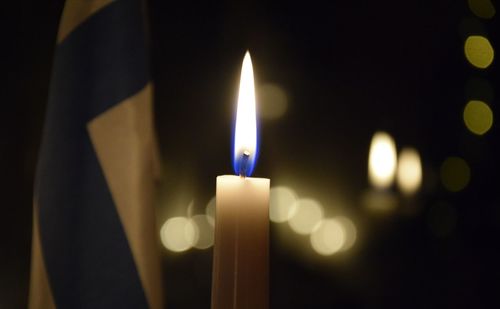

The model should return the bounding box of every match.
[243,52,252,64]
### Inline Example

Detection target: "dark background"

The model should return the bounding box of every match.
[2,0,499,308]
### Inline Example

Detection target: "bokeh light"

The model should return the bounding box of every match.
[258,83,288,120]
[397,147,423,196]
[160,217,198,252]
[368,131,397,189]
[440,157,471,192]
[463,100,494,135]
[310,218,345,256]
[464,35,494,69]
[191,215,214,249]
[288,198,324,235]
[270,186,298,223]
[428,202,457,238]
[205,196,216,226]
[467,0,496,19]
[336,216,357,252]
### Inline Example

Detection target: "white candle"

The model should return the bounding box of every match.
[211,52,270,309]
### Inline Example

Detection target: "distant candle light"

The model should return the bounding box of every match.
[160,217,198,253]
[269,186,298,223]
[463,100,494,135]
[397,147,423,196]
[288,198,324,235]
[310,218,345,256]
[464,35,494,69]
[190,215,214,249]
[368,131,397,189]
[467,0,496,20]
[205,196,216,226]
[336,216,357,252]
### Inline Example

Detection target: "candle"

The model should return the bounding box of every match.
[211,52,270,309]
[363,131,398,213]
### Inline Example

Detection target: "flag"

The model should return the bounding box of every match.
[28,0,163,308]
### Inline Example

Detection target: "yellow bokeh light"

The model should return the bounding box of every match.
[258,83,288,120]
[191,215,214,249]
[464,35,494,69]
[310,218,345,256]
[270,186,298,223]
[160,217,198,252]
[205,196,216,226]
[463,100,493,135]
[468,0,496,19]
[288,198,324,235]
[368,131,397,189]
[336,216,357,252]
[440,157,471,192]
[397,147,423,196]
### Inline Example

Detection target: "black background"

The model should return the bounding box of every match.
[1,0,499,308]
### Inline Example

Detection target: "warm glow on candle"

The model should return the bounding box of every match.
[368,131,397,189]
[233,51,258,176]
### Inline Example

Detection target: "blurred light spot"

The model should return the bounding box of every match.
[368,131,397,189]
[258,83,288,120]
[397,148,423,196]
[288,198,324,235]
[160,217,198,252]
[336,216,357,251]
[428,202,457,238]
[361,190,398,213]
[464,35,494,69]
[205,196,216,226]
[468,0,496,19]
[270,186,298,223]
[465,77,494,102]
[191,215,214,249]
[440,157,471,192]
[463,100,493,135]
[310,218,345,255]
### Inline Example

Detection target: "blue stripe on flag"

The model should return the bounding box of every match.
[36,0,150,307]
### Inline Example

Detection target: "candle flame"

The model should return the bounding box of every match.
[233,51,258,176]
[368,131,397,189]
[396,147,422,195]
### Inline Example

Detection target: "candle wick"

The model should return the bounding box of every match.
[239,150,251,178]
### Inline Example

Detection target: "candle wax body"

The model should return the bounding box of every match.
[211,175,269,309]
